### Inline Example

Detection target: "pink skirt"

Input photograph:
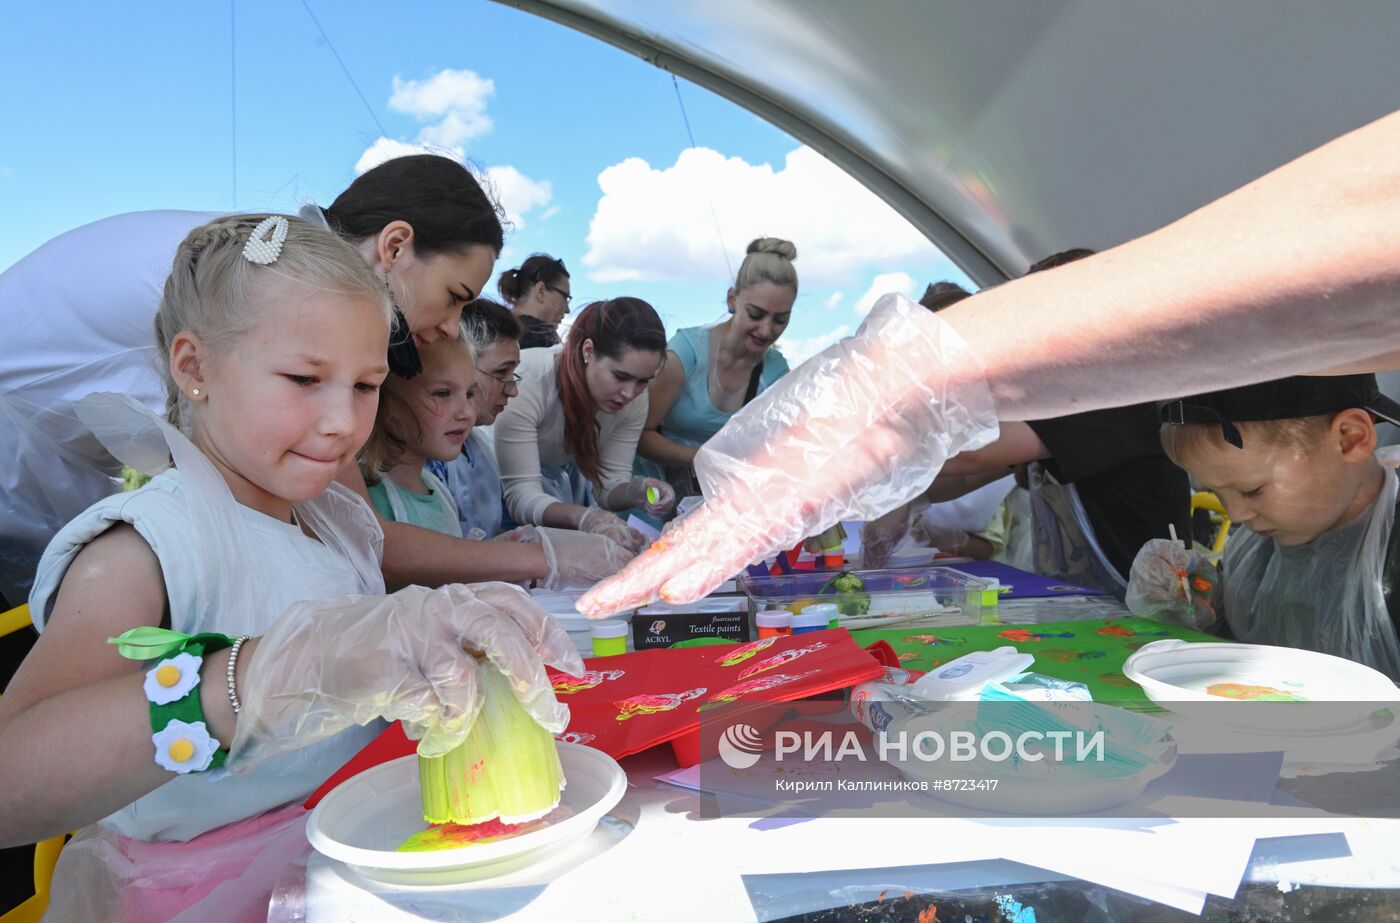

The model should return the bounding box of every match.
[43,803,310,923]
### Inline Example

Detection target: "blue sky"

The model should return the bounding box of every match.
[0,0,972,363]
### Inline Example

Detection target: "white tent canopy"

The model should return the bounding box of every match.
[500,0,1400,286]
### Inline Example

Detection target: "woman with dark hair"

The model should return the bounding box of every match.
[0,154,622,604]
[496,253,571,348]
[492,297,677,551]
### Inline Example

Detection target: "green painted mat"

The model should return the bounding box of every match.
[851,617,1222,708]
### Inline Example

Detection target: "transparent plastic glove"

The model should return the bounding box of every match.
[1125,539,1222,631]
[578,506,648,553]
[578,294,999,616]
[861,500,928,569]
[912,521,971,556]
[499,525,636,590]
[229,582,584,768]
[616,477,677,516]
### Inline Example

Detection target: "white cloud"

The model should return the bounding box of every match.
[352,69,552,228]
[823,291,844,310]
[357,69,497,172]
[779,324,851,367]
[583,146,940,286]
[354,138,453,175]
[853,272,916,317]
[418,111,489,150]
[485,165,553,230]
[388,70,494,139]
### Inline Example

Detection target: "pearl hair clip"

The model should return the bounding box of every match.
[242,216,289,266]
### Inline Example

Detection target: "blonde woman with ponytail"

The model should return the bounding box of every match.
[637,237,797,503]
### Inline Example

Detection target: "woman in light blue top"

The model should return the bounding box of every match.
[637,237,797,500]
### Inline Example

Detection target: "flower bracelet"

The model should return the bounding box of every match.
[109,627,252,774]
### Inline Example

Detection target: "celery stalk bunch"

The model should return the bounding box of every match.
[418,657,566,825]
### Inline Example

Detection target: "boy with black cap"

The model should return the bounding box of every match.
[1127,374,1400,679]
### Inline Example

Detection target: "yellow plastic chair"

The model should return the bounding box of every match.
[1191,491,1233,555]
[0,604,32,639]
[0,603,66,923]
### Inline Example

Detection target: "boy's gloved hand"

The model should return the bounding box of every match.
[577,295,999,616]
[1126,539,1222,631]
[228,583,583,768]
[499,525,636,590]
[578,507,648,553]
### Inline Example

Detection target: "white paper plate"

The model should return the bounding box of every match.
[1124,640,1400,731]
[1167,704,1400,775]
[307,742,627,885]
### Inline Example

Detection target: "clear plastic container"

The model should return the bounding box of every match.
[736,566,990,626]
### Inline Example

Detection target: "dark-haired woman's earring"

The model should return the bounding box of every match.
[191,388,200,397]
[383,270,398,310]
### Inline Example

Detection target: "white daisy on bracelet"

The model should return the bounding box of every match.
[152,719,221,773]
[143,652,203,705]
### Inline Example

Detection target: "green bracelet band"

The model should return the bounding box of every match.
[110,627,238,773]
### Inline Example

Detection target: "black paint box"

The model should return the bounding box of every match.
[631,603,752,650]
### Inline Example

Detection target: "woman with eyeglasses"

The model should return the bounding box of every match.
[496,253,572,349]
[635,237,797,507]
[492,297,678,553]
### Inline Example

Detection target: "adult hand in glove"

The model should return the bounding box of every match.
[609,477,677,517]
[1125,539,1222,631]
[499,525,636,590]
[578,295,1000,616]
[860,500,928,569]
[229,582,584,768]
[578,506,649,553]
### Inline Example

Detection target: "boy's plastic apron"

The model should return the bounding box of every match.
[1223,467,1400,680]
[1026,461,1129,598]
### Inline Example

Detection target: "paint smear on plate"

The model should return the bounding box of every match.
[397,807,574,852]
[1206,682,1308,702]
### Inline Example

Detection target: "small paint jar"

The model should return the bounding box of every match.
[756,609,793,639]
[793,603,840,634]
[590,620,628,657]
[977,578,1001,625]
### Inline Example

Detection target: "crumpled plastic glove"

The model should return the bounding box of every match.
[911,520,972,556]
[229,582,584,768]
[578,506,648,553]
[498,524,637,590]
[578,294,1000,616]
[861,500,928,569]
[1377,445,1400,470]
[1125,539,1222,631]
[616,477,677,516]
